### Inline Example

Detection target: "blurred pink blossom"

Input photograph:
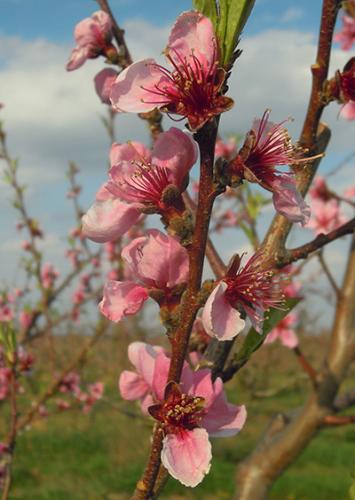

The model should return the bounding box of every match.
[334,15,355,50]
[66,11,115,71]
[265,313,299,349]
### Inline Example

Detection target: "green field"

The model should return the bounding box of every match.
[3,334,355,499]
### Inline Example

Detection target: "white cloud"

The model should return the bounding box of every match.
[280,7,304,23]
[0,21,354,324]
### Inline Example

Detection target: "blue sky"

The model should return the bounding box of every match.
[0,0,325,41]
[0,0,354,328]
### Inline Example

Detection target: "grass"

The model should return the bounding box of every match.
[3,334,355,499]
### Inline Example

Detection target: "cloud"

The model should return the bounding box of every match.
[1,20,354,323]
[280,7,304,23]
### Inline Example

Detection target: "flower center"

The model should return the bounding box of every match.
[162,393,205,431]
[119,160,170,206]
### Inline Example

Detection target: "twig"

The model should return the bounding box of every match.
[323,415,355,425]
[292,346,318,387]
[317,251,341,297]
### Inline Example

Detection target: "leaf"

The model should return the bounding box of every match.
[193,0,255,67]
[217,0,255,66]
[235,298,300,364]
[349,479,355,500]
[192,0,218,25]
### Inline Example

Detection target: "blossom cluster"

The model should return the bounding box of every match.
[64,4,354,490]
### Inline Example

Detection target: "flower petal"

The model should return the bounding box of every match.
[168,11,216,70]
[66,47,89,71]
[110,141,151,166]
[161,428,212,487]
[340,101,355,120]
[202,282,245,341]
[152,127,198,186]
[128,342,164,388]
[121,230,189,288]
[110,59,170,113]
[99,281,148,322]
[94,68,118,104]
[82,198,141,243]
[118,370,150,401]
[272,175,311,226]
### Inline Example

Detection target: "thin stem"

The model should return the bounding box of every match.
[323,415,355,425]
[317,251,341,297]
[292,346,318,387]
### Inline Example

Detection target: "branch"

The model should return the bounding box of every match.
[132,120,220,499]
[235,231,355,500]
[323,414,355,426]
[16,319,108,432]
[292,346,318,387]
[277,217,355,268]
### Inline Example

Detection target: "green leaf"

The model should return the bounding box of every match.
[217,0,255,66]
[349,479,355,500]
[235,297,300,364]
[193,0,255,67]
[192,0,218,25]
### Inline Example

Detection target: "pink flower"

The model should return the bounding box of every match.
[119,342,246,487]
[309,176,332,202]
[94,68,119,104]
[215,137,238,160]
[66,11,116,71]
[0,367,11,400]
[265,312,299,349]
[56,399,71,411]
[106,127,197,207]
[119,342,166,413]
[41,263,59,289]
[334,15,355,50]
[59,372,81,394]
[81,184,141,243]
[110,11,233,131]
[306,199,347,234]
[99,229,189,322]
[344,185,355,198]
[17,348,34,372]
[230,110,311,225]
[340,100,355,120]
[202,252,284,340]
[19,310,33,331]
[79,382,104,413]
[0,304,13,322]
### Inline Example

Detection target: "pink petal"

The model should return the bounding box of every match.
[202,282,246,341]
[272,176,311,226]
[99,281,148,322]
[128,342,164,388]
[202,378,247,437]
[151,351,171,402]
[110,141,151,166]
[118,370,149,401]
[167,11,216,70]
[161,428,212,487]
[152,127,198,186]
[340,101,355,120]
[82,198,141,242]
[279,329,299,349]
[94,68,119,104]
[66,47,89,71]
[121,230,189,288]
[110,59,170,113]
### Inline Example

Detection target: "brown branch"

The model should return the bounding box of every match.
[16,319,108,432]
[132,120,220,499]
[96,0,133,67]
[95,0,163,141]
[323,414,355,426]
[276,217,355,268]
[1,357,18,500]
[292,346,318,387]
[317,251,341,297]
[235,231,355,500]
